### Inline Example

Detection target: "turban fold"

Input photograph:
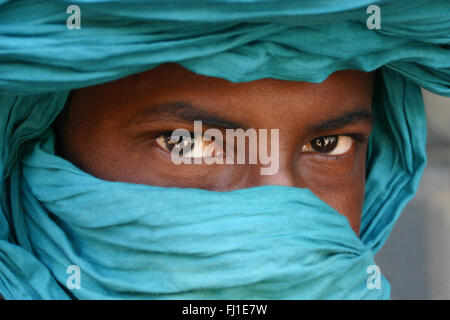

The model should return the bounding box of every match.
[0,0,448,299]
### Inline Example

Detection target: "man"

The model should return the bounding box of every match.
[55,63,375,235]
[0,0,448,299]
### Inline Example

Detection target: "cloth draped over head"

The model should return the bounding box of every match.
[0,0,448,299]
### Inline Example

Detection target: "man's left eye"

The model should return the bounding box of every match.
[300,135,353,155]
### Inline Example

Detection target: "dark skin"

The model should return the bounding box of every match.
[54,63,375,235]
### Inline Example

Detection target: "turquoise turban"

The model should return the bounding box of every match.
[0,0,449,299]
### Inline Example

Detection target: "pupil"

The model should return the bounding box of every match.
[165,133,194,151]
[311,136,338,153]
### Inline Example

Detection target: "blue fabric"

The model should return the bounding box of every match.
[0,0,448,299]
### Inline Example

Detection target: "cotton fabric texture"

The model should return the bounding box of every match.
[0,0,448,299]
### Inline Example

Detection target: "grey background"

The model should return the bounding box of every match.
[376,90,450,300]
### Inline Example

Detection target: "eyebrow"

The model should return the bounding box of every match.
[308,108,373,133]
[126,100,373,132]
[126,101,246,130]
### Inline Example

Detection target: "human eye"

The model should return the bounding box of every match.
[300,135,361,156]
[155,131,222,158]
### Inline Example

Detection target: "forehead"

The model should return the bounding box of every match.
[67,63,374,128]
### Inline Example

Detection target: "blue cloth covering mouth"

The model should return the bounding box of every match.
[0,0,448,299]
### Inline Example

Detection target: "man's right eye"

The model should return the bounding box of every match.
[155,132,222,158]
[156,132,194,152]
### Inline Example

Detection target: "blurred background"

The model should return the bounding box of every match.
[376,89,450,299]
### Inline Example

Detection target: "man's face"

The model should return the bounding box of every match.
[55,63,375,235]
